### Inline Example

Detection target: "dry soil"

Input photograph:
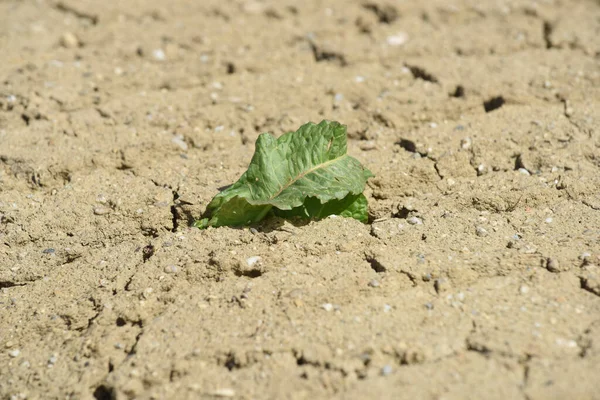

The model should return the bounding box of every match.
[1,0,600,399]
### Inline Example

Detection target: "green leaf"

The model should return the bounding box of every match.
[197,120,372,228]
[273,193,369,223]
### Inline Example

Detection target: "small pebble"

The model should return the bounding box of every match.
[368,279,380,288]
[546,258,561,273]
[381,365,393,376]
[425,302,434,310]
[93,206,110,215]
[164,265,178,274]
[434,279,451,294]
[386,32,408,46]
[383,304,392,312]
[460,137,472,149]
[210,388,235,397]
[475,226,488,237]
[519,285,530,294]
[48,355,58,365]
[171,135,188,151]
[246,256,261,267]
[96,194,107,204]
[359,141,377,151]
[518,168,530,176]
[565,107,574,117]
[152,48,166,61]
[321,303,334,312]
[249,228,259,234]
[407,216,422,225]
[8,349,20,358]
[545,217,553,223]
[60,32,79,48]
[42,248,55,254]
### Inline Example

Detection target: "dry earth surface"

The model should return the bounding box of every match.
[1,0,600,399]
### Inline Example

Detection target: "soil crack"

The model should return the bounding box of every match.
[53,1,98,25]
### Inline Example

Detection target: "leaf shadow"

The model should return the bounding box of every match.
[254,216,311,234]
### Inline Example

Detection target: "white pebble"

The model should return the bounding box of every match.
[519,285,530,294]
[321,303,334,312]
[355,76,365,83]
[386,32,409,46]
[8,349,20,358]
[152,49,166,61]
[246,256,261,267]
[381,364,393,375]
[93,206,110,215]
[461,137,472,149]
[96,194,107,204]
[171,135,188,151]
[475,226,488,237]
[164,265,178,274]
[407,216,422,225]
[555,338,577,348]
[368,279,380,288]
[518,168,530,176]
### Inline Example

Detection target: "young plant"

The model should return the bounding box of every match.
[194,120,373,228]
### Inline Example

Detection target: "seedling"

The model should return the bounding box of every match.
[194,120,373,229]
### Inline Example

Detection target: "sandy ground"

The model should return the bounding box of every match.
[1,0,600,399]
